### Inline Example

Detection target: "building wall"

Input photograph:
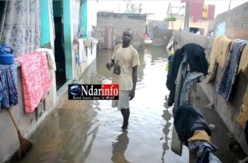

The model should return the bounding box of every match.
[147,20,169,40]
[152,28,173,48]
[88,0,98,36]
[0,0,98,162]
[72,42,97,80]
[207,5,215,20]
[40,0,51,47]
[0,64,56,163]
[213,2,248,40]
[174,30,248,155]
[0,1,57,162]
[189,21,210,36]
[97,12,146,50]
[168,19,184,30]
[202,4,215,20]
[189,0,204,22]
[168,19,210,36]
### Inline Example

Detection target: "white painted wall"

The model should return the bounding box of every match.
[88,0,98,36]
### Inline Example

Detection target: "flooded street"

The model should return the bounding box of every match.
[10,47,246,163]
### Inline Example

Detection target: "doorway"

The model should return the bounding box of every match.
[0,1,5,33]
[189,27,204,35]
[53,0,66,90]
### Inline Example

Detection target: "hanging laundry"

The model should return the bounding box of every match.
[174,106,221,163]
[78,38,86,64]
[173,105,212,144]
[206,35,232,83]
[188,130,211,143]
[180,43,209,75]
[167,44,210,159]
[173,57,206,114]
[36,48,56,71]
[166,32,176,54]
[173,54,187,112]
[236,45,248,129]
[245,120,248,145]
[90,37,98,49]
[179,72,205,106]
[83,38,91,48]
[166,48,184,106]
[188,141,221,163]
[238,44,248,77]
[166,43,209,107]
[237,86,248,129]
[217,40,248,101]
[15,51,51,113]
[237,102,248,129]
[0,63,18,110]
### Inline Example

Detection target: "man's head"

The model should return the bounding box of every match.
[122,29,133,46]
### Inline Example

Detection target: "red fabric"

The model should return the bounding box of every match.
[15,51,51,113]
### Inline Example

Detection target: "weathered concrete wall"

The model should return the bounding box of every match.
[214,2,248,40]
[147,20,169,40]
[97,12,146,50]
[0,44,97,163]
[72,41,97,80]
[174,30,248,155]
[152,29,173,48]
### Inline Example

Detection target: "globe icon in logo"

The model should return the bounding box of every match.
[69,85,82,96]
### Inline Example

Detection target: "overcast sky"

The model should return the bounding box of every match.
[93,0,247,19]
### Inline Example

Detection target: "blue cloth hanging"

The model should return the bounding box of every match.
[217,40,248,101]
[0,63,18,111]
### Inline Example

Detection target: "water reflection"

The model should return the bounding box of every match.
[161,109,172,163]
[111,130,130,163]
[148,47,169,64]
[11,47,192,163]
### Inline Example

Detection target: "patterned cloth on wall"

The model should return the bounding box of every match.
[0,1,40,57]
[15,51,51,113]
[0,63,18,111]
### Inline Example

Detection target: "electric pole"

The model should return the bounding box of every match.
[184,0,189,30]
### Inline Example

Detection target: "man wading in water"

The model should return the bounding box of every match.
[106,29,140,130]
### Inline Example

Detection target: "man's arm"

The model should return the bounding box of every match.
[129,65,138,100]
[107,44,121,69]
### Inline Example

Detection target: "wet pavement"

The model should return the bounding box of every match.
[10,47,247,163]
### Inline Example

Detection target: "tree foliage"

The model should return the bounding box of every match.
[164,17,177,21]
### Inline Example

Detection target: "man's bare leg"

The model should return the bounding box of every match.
[121,108,130,130]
